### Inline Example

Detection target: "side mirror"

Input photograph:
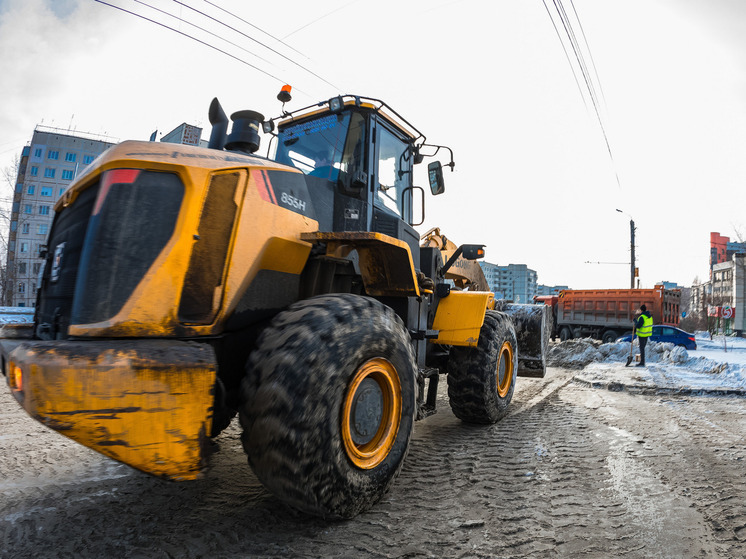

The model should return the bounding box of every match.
[461,244,485,260]
[428,161,445,195]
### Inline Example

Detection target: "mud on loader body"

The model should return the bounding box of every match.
[1,94,549,518]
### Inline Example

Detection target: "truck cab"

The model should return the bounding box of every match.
[270,97,424,264]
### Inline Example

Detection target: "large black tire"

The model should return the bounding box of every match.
[446,310,517,424]
[601,329,617,344]
[559,326,573,342]
[239,294,416,519]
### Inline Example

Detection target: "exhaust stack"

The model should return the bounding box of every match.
[207,98,229,150]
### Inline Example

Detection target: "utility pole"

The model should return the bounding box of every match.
[629,218,635,289]
[617,209,636,288]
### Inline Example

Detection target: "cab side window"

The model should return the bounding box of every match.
[375,126,411,218]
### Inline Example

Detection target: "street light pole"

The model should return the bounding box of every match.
[629,218,635,289]
[617,209,636,288]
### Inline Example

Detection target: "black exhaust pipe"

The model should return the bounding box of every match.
[208,98,229,150]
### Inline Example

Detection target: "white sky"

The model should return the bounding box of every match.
[1,0,745,289]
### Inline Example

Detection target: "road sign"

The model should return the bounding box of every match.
[722,306,733,319]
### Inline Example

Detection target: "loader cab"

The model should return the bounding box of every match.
[273,100,419,254]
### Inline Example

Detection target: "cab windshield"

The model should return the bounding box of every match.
[275,112,353,182]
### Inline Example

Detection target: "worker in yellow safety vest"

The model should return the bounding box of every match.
[634,304,653,367]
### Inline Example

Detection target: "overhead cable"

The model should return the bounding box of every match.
[542,0,622,189]
[200,0,309,60]
[171,0,339,90]
[93,0,288,84]
[132,0,271,64]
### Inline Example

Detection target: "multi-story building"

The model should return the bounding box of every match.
[536,284,569,296]
[710,232,746,275]
[160,123,205,147]
[5,126,117,307]
[707,254,746,334]
[479,262,538,303]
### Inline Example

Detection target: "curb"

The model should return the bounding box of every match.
[572,375,746,398]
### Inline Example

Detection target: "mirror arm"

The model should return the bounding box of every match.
[440,246,464,280]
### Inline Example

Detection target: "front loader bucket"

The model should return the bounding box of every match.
[6,339,217,480]
[496,302,551,378]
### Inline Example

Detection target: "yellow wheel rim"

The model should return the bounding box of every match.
[496,341,514,398]
[341,358,402,470]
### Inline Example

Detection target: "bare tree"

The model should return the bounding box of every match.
[0,154,20,306]
[731,222,746,243]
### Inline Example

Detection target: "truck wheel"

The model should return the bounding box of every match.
[601,330,617,344]
[239,294,416,519]
[559,326,573,341]
[446,310,517,424]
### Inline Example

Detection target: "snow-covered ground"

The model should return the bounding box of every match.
[0,307,34,324]
[548,332,746,393]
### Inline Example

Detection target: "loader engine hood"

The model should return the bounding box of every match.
[35,140,318,340]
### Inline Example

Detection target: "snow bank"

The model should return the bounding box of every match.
[547,337,746,374]
[548,333,746,390]
[0,307,34,324]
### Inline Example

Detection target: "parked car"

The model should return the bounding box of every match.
[617,325,697,350]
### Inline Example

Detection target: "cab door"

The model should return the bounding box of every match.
[370,118,419,267]
[372,120,412,224]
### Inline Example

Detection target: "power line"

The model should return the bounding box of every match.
[200,0,309,60]
[283,0,361,40]
[569,0,609,109]
[540,0,587,110]
[94,0,289,85]
[170,0,339,90]
[132,0,271,64]
[542,0,622,189]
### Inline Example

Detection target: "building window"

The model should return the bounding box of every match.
[39,205,50,215]
[18,282,26,294]
[61,170,74,180]
[30,166,38,176]
[24,204,32,214]
[65,152,77,162]
[83,155,95,164]
[41,186,53,196]
[59,187,66,196]
[18,262,27,275]
[32,262,41,275]
[44,168,56,178]
[27,185,35,195]
[37,224,49,235]
[47,150,59,160]
[34,148,42,158]
[10,220,17,232]
[19,242,28,253]
[22,223,30,234]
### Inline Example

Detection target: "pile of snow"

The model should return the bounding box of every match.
[548,333,746,390]
[0,307,34,324]
[548,338,696,369]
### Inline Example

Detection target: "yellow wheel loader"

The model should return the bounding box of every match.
[1,92,549,519]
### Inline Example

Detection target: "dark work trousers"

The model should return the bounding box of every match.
[639,336,648,365]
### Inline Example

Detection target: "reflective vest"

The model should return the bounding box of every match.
[637,314,653,337]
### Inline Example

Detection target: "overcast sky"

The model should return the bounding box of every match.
[1,0,745,291]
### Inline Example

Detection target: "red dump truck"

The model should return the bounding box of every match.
[536,285,681,343]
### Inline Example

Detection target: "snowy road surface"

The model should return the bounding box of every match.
[2,333,746,557]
